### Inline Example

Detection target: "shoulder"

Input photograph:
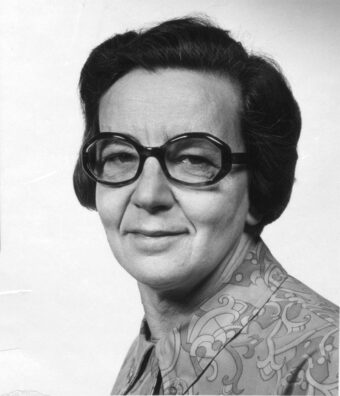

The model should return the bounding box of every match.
[275,273,338,330]
[192,242,339,395]
[194,274,339,395]
[245,273,338,394]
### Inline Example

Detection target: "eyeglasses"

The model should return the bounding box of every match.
[82,132,248,187]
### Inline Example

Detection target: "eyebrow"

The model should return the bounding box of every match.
[98,129,179,146]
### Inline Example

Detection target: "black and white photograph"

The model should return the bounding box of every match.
[1,1,339,395]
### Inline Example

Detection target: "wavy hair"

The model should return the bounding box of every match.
[73,16,301,233]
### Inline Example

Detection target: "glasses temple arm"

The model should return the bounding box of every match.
[231,153,248,164]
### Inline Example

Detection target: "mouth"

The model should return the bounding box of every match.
[128,229,187,237]
[124,228,188,253]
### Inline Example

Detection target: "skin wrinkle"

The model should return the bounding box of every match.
[99,69,242,146]
[119,161,184,241]
[138,233,250,344]
[141,231,248,306]
[96,68,258,339]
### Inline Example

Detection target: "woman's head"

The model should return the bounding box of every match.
[93,68,254,291]
[73,16,301,235]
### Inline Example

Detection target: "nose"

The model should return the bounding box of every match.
[131,157,175,213]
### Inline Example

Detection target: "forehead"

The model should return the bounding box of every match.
[99,68,243,148]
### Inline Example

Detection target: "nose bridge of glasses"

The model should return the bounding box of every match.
[141,146,162,157]
[136,146,171,189]
[137,145,171,182]
[139,146,165,166]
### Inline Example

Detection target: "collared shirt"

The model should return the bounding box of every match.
[111,238,339,395]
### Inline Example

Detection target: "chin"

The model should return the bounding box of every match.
[128,260,194,291]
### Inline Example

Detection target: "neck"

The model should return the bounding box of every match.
[138,232,253,341]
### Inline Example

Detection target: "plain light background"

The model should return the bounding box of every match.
[0,1,339,395]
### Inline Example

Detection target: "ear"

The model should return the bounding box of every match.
[246,211,261,226]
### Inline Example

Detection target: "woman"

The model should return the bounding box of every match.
[73,17,338,395]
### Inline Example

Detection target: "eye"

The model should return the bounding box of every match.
[103,152,137,164]
[177,155,215,167]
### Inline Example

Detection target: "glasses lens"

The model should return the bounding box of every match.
[86,137,139,183]
[165,137,223,184]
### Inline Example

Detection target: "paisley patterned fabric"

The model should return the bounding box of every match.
[111,239,338,395]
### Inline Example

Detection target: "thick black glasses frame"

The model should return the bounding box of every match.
[82,132,248,187]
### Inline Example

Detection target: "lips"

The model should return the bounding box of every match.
[124,227,188,253]
[128,229,187,237]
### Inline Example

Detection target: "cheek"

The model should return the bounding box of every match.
[95,185,127,231]
[184,176,249,232]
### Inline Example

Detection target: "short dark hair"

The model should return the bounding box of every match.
[73,16,301,233]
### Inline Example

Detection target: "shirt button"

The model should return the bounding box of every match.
[169,386,177,395]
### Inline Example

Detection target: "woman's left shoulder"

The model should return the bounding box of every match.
[275,273,339,326]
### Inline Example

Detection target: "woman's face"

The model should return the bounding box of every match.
[96,69,254,293]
